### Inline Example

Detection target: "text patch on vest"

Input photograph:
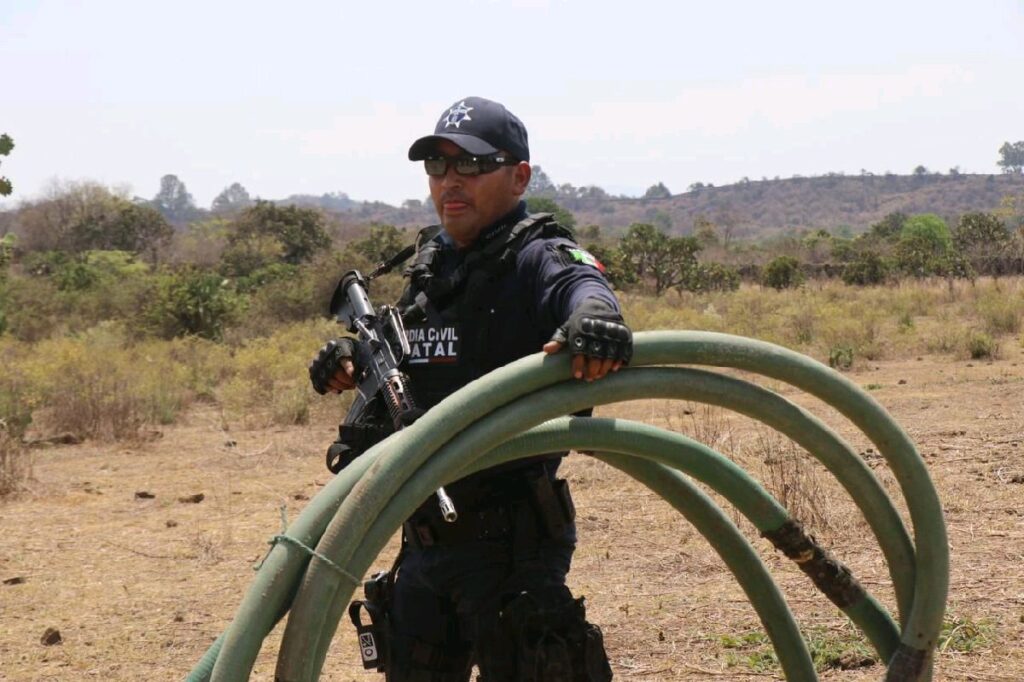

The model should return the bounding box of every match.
[405,324,461,364]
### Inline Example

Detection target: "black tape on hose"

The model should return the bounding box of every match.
[761,519,865,609]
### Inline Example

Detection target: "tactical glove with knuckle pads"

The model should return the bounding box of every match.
[309,338,359,395]
[550,298,633,365]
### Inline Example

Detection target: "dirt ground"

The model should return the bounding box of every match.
[1,347,1022,681]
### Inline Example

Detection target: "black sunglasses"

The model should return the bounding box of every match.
[423,153,519,177]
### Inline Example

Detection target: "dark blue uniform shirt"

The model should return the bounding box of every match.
[399,201,619,510]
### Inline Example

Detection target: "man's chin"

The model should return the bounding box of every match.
[442,216,485,246]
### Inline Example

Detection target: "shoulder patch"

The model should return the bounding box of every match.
[557,244,606,273]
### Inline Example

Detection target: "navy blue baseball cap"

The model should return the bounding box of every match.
[408,96,530,162]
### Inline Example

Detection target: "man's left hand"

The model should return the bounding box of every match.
[543,298,632,381]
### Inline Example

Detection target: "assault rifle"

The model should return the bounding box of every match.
[327,269,458,523]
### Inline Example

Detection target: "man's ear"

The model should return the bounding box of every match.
[511,161,532,196]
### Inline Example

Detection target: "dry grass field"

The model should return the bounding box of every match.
[2,340,1022,681]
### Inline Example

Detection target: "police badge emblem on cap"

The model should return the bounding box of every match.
[408,96,530,162]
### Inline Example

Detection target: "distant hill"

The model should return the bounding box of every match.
[303,172,1024,240]
[552,172,1024,238]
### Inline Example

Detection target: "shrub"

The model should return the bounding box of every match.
[762,256,804,290]
[842,251,890,285]
[217,320,336,427]
[965,331,998,360]
[976,292,1022,335]
[23,326,193,440]
[687,262,740,293]
[828,345,854,370]
[141,268,241,340]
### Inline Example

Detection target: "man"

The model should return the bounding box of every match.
[309,96,631,681]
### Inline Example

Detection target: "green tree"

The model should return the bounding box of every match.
[762,256,804,290]
[0,134,13,196]
[953,212,1011,277]
[12,182,171,258]
[895,214,960,278]
[584,244,634,289]
[69,200,173,260]
[620,223,702,295]
[867,212,907,242]
[842,250,890,286]
[526,165,556,196]
[152,174,198,222]
[226,201,331,267]
[211,182,253,213]
[997,141,1024,174]
[642,182,672,199]
[525,197,576,231]
[353,224,407,263]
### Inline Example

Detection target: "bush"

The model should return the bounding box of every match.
[141,268,241,340]
[976,292,1022,335]
[687,262,740,293]
[842,251,890,286]
[965,331,998,360]
[23,325,194,440]
[828,345,854,370]
[762,256,804,290]
[217,320,336,427]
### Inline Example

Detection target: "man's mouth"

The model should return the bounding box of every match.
[443,200,469,212]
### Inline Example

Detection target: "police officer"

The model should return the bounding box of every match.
[309,96,631,681]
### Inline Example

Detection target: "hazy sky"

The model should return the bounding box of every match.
[2,0,1022,210]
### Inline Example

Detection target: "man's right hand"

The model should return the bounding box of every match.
[309,338,359,394]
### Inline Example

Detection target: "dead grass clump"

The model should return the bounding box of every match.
[666,403,736,456]
[0,421,32,497]
[975,290,1022,336]
[963,330,1000,360]
[748,429,835,534]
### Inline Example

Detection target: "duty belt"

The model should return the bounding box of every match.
[403,477,576,550]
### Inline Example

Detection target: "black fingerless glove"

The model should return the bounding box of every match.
[309,338,360,395]
[549,298,632,365]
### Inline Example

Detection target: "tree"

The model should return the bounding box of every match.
[584,243,634,289]
[997,141,1024,174]
[525,197,576,231]
[693,216,719,247]
[526,165,556,196]
[895,214,956,277]
[842,250,890,286]
[642,182,671,199]
[211,182,253,213]
[12,181,171,258]
[68,199,173,260]
[620,223,702,295]
[226,200,330,267]
[152,174,198,222]
[867,212,907,242]
[953,212,1011,277]
[763,256,804,290]
[353,224,406,263]
[0,134,13,196]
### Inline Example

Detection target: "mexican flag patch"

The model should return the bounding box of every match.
[564,247,606,273]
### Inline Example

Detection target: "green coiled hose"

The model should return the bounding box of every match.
[186,331,947,682]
